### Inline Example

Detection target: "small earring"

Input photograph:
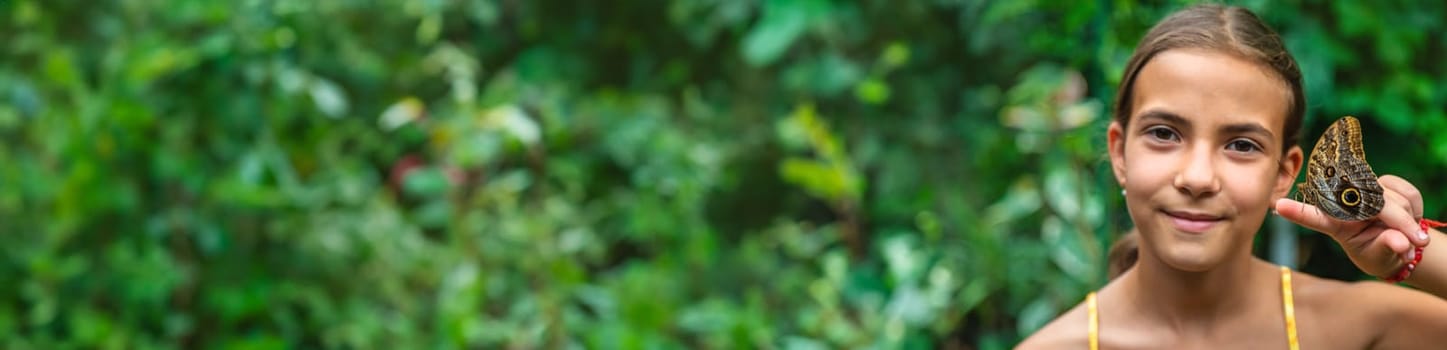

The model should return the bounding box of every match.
[1121,189,1127,196]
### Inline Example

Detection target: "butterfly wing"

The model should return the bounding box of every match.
[1331,117,1384,220]
[1302,120,1339,213]
[1306,117,1383,221]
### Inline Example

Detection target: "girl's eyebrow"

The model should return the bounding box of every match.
[1221,123,1274,140]
[1136,109,1190,130]
[1136,108,1274,140]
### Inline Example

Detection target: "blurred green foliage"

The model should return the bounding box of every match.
[3,0,1446,348]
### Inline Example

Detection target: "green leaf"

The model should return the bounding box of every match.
[417,13,443,44]
[782,53,863,96]
[379,97,425,131]
[957,280,992,314]
[883,235,924,282]
[984,178,1041,226]
[1041,216,1093,285]
[854,78,890,105]
[1043,163,1081,220]
[782,336,830,350]
[1373,93,1412,133]
[881,42,911,70]
[484,104,540,146]
[222,335,288,350]
[1016,297,1057,336]
[402,167,452,198]
[780,157,849,202]
[309,77,349,118]
[742,0,830,66]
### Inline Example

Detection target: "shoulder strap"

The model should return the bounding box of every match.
[1087,292,1098,350]
[1280,266,1299,350]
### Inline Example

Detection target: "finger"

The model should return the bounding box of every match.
[1377,195,1427,247]
[1275,198,1342,238]
[1379,175,1423,219]
[1374,228,1414,263]
[1383,189,1431,245]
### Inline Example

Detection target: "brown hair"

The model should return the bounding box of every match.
[1107,228,1140,279]
[1107,4,1305,279]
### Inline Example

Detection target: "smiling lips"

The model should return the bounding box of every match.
[1165,210,1224,233]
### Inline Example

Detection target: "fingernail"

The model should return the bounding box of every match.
[1420,229,1430,241]
[1407,249,1417,263]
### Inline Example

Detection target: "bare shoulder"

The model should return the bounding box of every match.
[1288,271,1353,297]
[1289,272,1368,325]
[1015,297,1089,350]
[1292,271,1447,345]
[1297,273,1447,310]
[1293,272,1444,314]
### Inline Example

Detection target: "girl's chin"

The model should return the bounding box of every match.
[1154,243,1226,271]
[1161,256,1219,272]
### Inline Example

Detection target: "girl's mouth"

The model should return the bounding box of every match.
[1164,210,1224,233]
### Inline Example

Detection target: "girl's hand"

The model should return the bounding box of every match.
[1275,175,1431,278]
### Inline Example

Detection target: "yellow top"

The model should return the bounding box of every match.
[1086,266,1299,350]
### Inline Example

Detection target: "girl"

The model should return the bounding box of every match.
[1019,4,1447,349]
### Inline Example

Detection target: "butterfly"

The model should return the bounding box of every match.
[1297,116,1384,222]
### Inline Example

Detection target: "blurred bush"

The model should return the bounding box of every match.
[2,0,1445,348]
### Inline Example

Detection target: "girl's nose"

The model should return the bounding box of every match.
[1174,145,1221,197]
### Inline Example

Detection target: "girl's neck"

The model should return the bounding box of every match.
[1121,251,1278,334]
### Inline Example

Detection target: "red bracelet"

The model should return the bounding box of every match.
[1386,218,1447,283]
[1384,246,1423,283]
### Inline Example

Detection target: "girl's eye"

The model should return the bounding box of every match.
[1146,126,1179,142]
[1226,139,1262,153]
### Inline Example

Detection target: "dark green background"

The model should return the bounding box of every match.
[3,0,1445,348]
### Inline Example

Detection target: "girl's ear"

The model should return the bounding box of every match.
[1108,121,1128,187]
[1274,145,1304,199]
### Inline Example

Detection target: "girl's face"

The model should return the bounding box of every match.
[1108,49,1303,271]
